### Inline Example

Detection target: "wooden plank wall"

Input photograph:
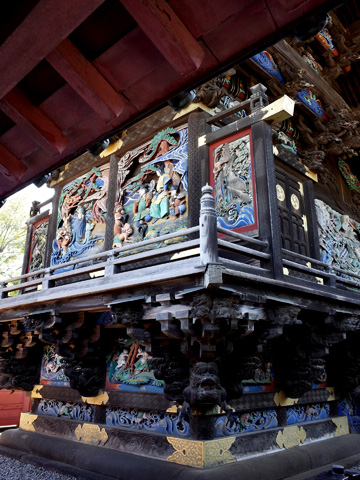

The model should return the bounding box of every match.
[0,390,30,426]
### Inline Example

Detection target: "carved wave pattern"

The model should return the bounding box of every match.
[215,409,278,437]
[338,399,360,433]
[38,399,94,422]
[105,408,190,437]
[287,403,330,425]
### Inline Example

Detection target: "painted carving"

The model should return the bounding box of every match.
[38,399,94,422]
[338,158,360,193]
[316,27,339,56]
[106,339,165,393]
[302,52,322,74]
[106,407,189,436]
[315,199,360,280]
[28,219,49,273]
[210,130,257,233]
[296,89,326,117]
[51,165,109,269]
[287,403,330,424]
[220,75,247,101]
[338,399,360,433]
[114,127,188,248]
[252,51,285,83]
[40,345,70,387]
[215,409,278,437]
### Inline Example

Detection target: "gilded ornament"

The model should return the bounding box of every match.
[326,387,335,401]
[274,391,299,407]
[276,184,285,202]
[75,424,108,446]
[81,390,109,406]
[167,437,236,468]
[291,194,300,210]
[276,426,306,449]
[19,413,37,432]
[332,417,349,437]
[166,404,178,413]
[203,438,236,468]
[31,385,44,399]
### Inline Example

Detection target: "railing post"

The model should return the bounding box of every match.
[200,185,222,287]
[41,268,53,290]
[0,281,8,299]
[105,252,118,277]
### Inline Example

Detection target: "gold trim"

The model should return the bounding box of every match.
[326,387,335,401]
[166,404,178,413]
[30,385,44,399]
[74,424,108,446]
[274,391,299,407]
[276,426,306,449]
[167,437,236,468]
[81,390,109,405]
[173,102,213,120]
[19,413,37,432]
[332,417,349,437]
[204,438,236,468]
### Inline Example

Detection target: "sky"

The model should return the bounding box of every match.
[8,183,54,220]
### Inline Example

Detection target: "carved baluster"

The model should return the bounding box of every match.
[199,185,222,288]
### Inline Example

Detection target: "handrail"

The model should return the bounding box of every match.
[217,226,268,248]
[218,239,271,260]
[49,225,200,274]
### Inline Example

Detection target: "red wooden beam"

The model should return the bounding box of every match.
[0,88,69,155]
[46,39,125,123]
[0,143,27,180]
[0,0,106,100]
[120,0,205,76]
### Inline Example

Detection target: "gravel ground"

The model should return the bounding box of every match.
[0,454,77,480]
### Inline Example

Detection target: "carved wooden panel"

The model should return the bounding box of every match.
[209,128,258,235]
[28,217,49,273]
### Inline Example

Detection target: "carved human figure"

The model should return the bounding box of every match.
[72,206,87,243]
[133,185,152,231]
[170,187,186,219]
[150,167,171,222]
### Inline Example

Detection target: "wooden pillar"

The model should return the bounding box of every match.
[252,120,284,279]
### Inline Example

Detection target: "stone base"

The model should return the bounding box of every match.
[1,428,360,480]
[18,412,350,468]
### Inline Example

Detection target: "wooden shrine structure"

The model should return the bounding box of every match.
[1,1,360,479]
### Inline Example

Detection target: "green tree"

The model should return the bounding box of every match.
[0,194,28,281]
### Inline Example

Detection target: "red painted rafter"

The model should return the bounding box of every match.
[0,88,69,155]
[46,39,125,123]
[0,0,106,100]
[120,0,205,76]
[0,143,27,180]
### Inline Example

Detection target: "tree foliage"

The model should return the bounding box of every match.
[0,195,28,280]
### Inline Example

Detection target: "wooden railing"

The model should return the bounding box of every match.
[1,186,360,304]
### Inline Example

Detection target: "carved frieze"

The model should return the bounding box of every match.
[114,127,188,250]
[315,199,360,281]
[51,165,110,270]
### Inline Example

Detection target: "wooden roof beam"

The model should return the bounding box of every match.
[0,143,27,180]
[119,0,205,76]
[46,39,125,123]
[0,88,69,155]
[0,0,106,100]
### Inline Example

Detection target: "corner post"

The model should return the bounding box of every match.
[200,185,222,287]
